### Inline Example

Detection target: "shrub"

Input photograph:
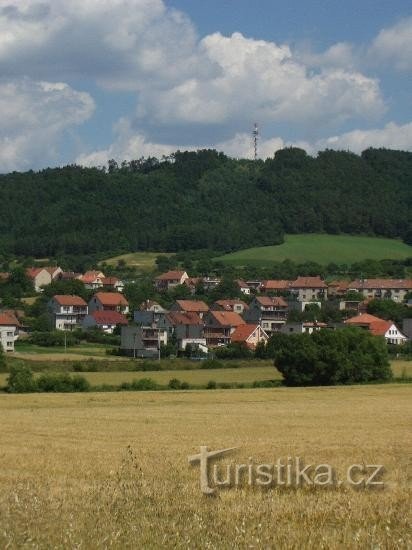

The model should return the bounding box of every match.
[168,378,182,389]
[29,331,79,347]
[215,343,253,359]
[134,361,162,372]
[130,378,158,391]
[275,328,392,386]
[206,380,217,389]
[36,372,90,392]
[0,342,6,371]
[200,359,224,370]
[6,365,36,393]
[180,381,190,390]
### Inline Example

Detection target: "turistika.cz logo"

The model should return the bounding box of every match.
[188,446,385,495]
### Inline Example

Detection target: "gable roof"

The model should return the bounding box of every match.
[256,296,288,307]
[349,278,412,290]
[261,280,291,290]
[214,299,249,311]
[175,300,209,313]
[53,295,87,307]
[345,313,385,325]
[155,270,187,281]
[207,311,245,327]
[231,324,261,342]
[0,313,20,326]
[290,276,327,289]
[236,279,249,289]
[167,311,203,326]
[80,270,105,283]
[345,313,396,337]
[101,277,121,285]
[26,267,46,279]
[90,311,128,326]
[93,292,129,306]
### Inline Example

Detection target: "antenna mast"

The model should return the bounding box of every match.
[253,123,259,161]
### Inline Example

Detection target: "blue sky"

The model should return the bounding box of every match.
[0,0,411,171]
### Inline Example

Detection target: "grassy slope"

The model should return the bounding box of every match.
[100,251,173,270]
[0,385,410,547]
[217,234,412,266]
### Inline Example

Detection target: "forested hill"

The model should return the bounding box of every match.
[0,147,411,258]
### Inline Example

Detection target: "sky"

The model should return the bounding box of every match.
[0,0,411,172]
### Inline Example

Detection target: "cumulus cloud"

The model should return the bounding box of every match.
[369,17,412,71]
[0,78,94,172]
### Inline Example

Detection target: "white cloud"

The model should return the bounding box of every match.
[369,17,412,71]
[313,121,412,154]
[0,78,94,172]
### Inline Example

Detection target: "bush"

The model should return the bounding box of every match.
[36,372,90,392]
[130,378,158,391]
[0,342,6,372]
[200,359,224,370]
[29,331,79,347]
[206,380,217,389]
[168,378,182,389]
[215,343,253,359]
[275,328,392,386]
[6,365,36,393]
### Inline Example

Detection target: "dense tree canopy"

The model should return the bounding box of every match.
[0,147,411,257]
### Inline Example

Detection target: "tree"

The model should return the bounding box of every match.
[275,328,392,386]
[0,342,6,371]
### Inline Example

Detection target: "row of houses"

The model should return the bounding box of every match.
[154,271,412,302]
[21,267,125,293]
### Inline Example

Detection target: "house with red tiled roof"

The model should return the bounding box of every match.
[88,292,129,314]
[26,266,63,292]
[101,277,124,293]
[236,279,251,295]
[171,300,209,318]
[260,280,291,293]
[231,324,268,349]
[348,279,412,302]
[345,313,408,345]
[159,311,206,351]
[290,276,328,302]
[82,311,128,334]
[48,295,88,331]
[203,310,245,347]
[245,296,288,334]
[327,280,350,297]
[79,271,105,290]
[0,312,20,352]
[211,299,249,315]
[154,271,189,291]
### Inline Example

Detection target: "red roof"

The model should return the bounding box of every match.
[175,300,209,313]
[53,295,87,307]
[349,279,412,290]
[102,277,120,285]
[207,311,245,327]
[214,299,249,311]
[0,313,20,326]
[345,313,394,336]
[91,311,128,326]
[94,292,129,306]
[261,280,291,290]
[81,271,105,284]
[26,267,44,279]
[167,311,203,326]
[231,324,260,342]
[236,279,249,289]
[345,313,384,325]
[256,296,288,307]
[290,276,327,289]
[155,271,187,281]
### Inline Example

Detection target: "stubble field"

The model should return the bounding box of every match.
[0,384,410,548]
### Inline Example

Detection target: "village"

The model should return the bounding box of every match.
[0,265,410,358]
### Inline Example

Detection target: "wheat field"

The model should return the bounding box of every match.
[0,385,410,548]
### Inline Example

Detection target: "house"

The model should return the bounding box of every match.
[244,296,288,334]
[230,324,268,349]
[328,280,350,298]
[170,300,209,318]
[281,321,329,335]
[348,279,412,302]
[260,280,290,294]
[202,277,221,291]
[79,271,105,290]
[183,277,202,295]
[48,295,88,331]
[289,276,328,302]
[26,266,63,292]
[154,271,189,291]
[345,313,408,345]
[120,325,168,359]
[245,280,262,291]
[159,311,206,351]
[211,299,249,315]
[57,271,82,282]
[101,277,124,293]
[236,279,251,295]
[0,312,20,352]
[203,310,245,347]
[82,311,128,334]
[134,300,167,326]
[88,292,129,314]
